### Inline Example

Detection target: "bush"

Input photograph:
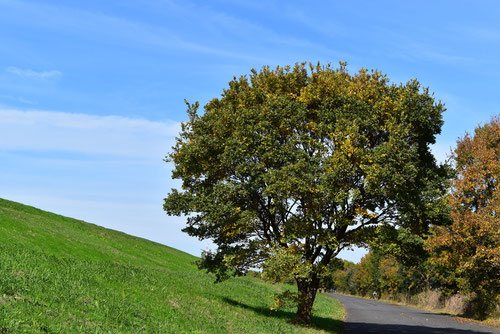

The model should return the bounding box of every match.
[415,290,444,309]
[444,293,469,315]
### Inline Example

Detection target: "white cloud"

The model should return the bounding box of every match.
[6,66,62,79]
[0,108,204,254]
[0,108,180,159]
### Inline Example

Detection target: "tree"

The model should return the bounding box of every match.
[349,250,405,299]
[370,225,436,295]
[164,63,448,324]
[332,259,357,293]
[426,117,499,319]
[351,252,380,297]
[378,254,403,298]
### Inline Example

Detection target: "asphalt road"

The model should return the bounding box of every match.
[330,293,500,334]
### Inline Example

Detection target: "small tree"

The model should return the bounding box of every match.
[164,63,448,324]
[427,117,499,319]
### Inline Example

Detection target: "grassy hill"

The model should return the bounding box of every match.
[0,198,343,333]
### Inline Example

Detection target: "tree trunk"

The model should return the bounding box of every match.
[293,277,320,325]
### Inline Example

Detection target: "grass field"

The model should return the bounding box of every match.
[0,198,344,333]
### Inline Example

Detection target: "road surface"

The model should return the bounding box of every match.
[330,293,500,334]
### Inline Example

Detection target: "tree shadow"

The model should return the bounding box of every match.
[220,297,343,332]
[221,297,498,334]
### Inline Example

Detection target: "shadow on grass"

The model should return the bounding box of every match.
[221,297,343,332]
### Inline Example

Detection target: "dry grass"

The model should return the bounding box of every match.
[445,294,469,315]
[415,290,443,310]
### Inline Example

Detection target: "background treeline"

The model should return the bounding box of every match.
[330,117,499,321]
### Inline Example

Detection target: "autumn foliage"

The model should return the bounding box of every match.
[332,117,499,320]
[164,63,448,324]
[426,117,499,319]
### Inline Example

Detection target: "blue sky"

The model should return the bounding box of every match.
[1,0,499,262]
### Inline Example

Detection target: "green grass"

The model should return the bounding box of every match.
[0,198,344,333]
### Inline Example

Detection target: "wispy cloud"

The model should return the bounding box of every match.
[371,25,474,66]
[452,26,500,42]
[6,66,62,79]
[282,5,347,39]
[405,43,473,65]
[0,94,37,105]
[0,108,180,159]
[0,0,342,65]
[0,0,266,63]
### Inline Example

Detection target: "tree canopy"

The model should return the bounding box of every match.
[164,63,448,324]
[426,116,499,319]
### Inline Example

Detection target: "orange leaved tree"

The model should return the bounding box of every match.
[427,116,499,319]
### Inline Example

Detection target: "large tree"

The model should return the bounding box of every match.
[164,63,448,324]
[426,117,499,319]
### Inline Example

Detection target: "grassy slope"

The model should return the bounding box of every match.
[0,199,343,333]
